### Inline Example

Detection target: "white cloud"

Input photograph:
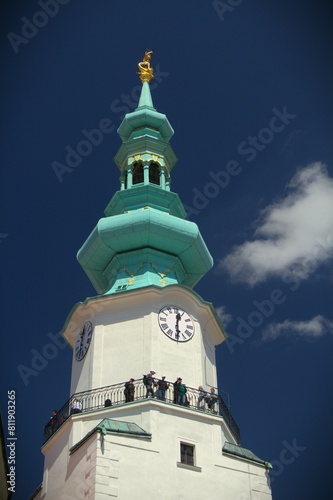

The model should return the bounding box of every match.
[219,162,333,285]
[261,315,333,342]
[215,305,232,326]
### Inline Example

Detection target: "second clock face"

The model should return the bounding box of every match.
[158,306,194,342]
[75,321,93,361]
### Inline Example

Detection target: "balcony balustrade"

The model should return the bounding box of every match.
[44,378,240,445]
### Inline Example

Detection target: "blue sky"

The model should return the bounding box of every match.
[1,1,332,498]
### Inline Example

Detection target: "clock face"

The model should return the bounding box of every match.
[158,306,194,342]
[75,321,93,361]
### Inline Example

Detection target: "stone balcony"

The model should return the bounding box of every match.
[44,378,241,445]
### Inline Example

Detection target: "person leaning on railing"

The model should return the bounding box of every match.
[205,388,218,413]
[197,386,207,410]
[71,398,83,414]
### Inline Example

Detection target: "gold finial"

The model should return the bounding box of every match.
[138,50,154,83]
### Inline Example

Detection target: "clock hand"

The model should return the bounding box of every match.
[175,312,181,341]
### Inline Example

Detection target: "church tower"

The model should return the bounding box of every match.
[32,52,272,500]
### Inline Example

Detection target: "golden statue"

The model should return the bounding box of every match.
[138,50,154,83]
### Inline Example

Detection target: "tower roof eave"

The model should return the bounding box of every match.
[104,186,187,218]
[117,109,174,142]
[61,284,228,348]
[117,82,174,142]
[77,210,213,294]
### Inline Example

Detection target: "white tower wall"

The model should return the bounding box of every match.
[64,286,225,396]
[35,402,271,500]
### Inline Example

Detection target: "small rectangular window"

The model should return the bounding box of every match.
[116,284,128,292]
[180,443,194,466]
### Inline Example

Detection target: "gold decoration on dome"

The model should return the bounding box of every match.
[138,50,154,83]
[120,262,172,282]
[151,155,162,165]
[134,155,143,162]
[121,151,165,170]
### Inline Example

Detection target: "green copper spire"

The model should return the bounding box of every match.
[137,81,155,109]
[77,52,213,294]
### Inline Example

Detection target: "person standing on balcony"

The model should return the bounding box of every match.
[173,377,181,403]
[49,410,58,431]
[124,378,135,402]
[156,376,169,401]
[144,370,156,398]
[177,379,187,405]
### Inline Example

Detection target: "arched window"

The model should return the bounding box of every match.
[149,162,160,185]
[132,163,144,185]
[124,170,128,189]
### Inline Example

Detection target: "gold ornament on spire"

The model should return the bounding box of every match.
[138,50,154,83]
